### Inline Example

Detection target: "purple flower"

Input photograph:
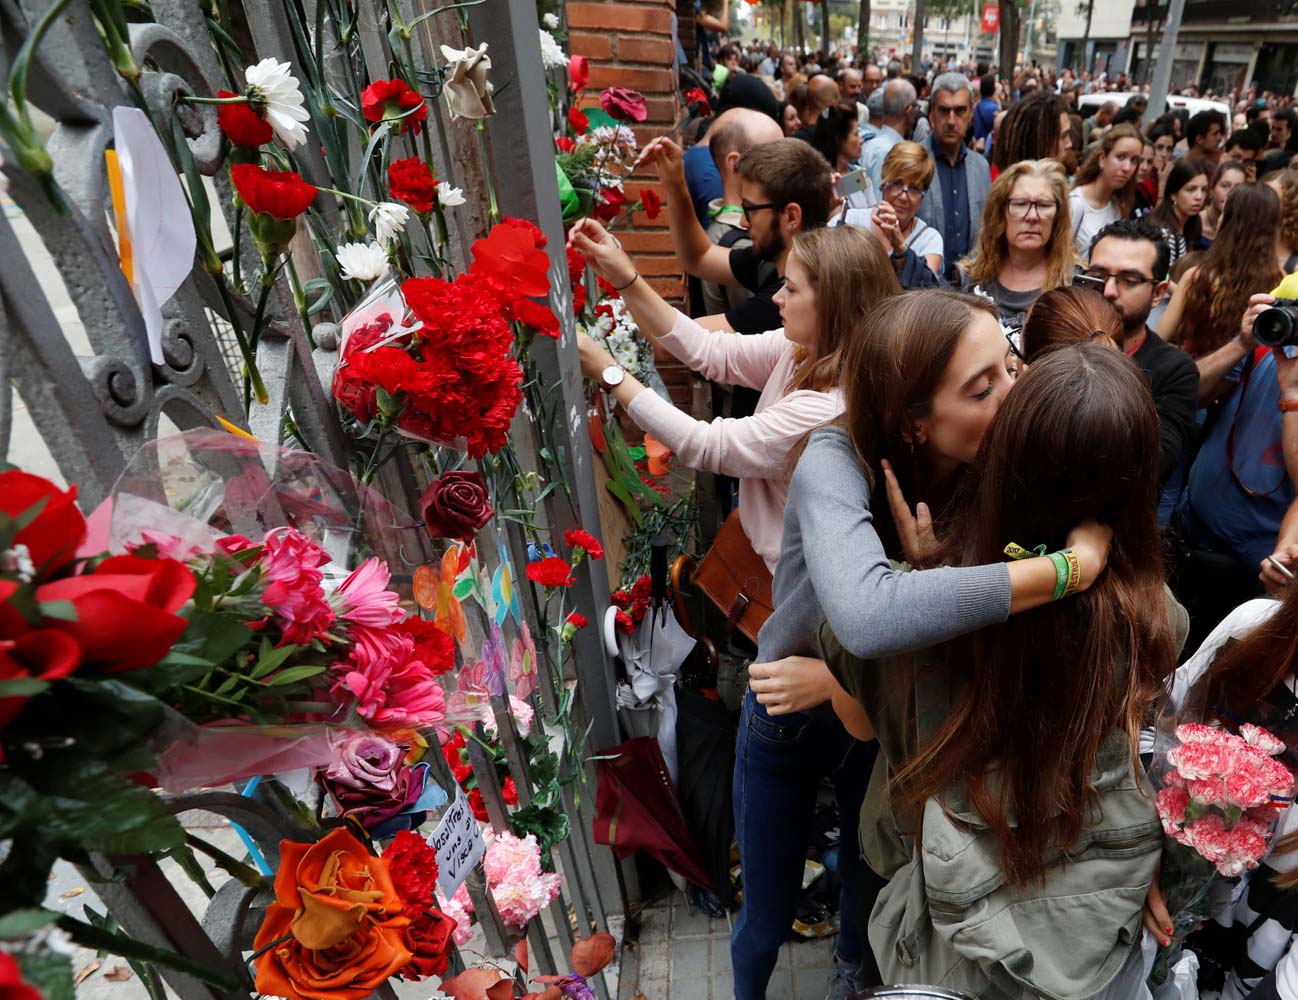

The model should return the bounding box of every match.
[319,731,423,829]
[559,975,595,1000]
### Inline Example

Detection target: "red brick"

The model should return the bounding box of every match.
[616,230,674,253]
[567,3,672,33]
[646,277,683,300]
[636,256,684,277]
[628,208,670,227]
[642,98,679,121]
[570,32,613,60]
[616,37,676,64]
[587,65,674,92]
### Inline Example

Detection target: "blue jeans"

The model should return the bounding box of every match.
[731,688,875,999]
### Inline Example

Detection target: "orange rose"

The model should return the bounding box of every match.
[254,828,412,1000]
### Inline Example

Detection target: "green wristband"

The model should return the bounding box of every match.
[1047,551,1070,601]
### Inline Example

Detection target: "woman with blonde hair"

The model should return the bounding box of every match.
[837,141,944,281]
[1068,123,1144,256]
[958,158,1080,331]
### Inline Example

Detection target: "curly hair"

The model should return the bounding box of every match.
[1269,167,1298,254]
[1179,183,1283,358]
[959,159,1080,292]
[992,91,1070,172]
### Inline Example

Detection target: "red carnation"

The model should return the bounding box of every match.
[639,188,662,220]
[600,86,647,123]
[569,55,589,92]
[564,528,604,561]
[512,298,560,338]
[216,90,273,147]
[389,157,438,214]
[556,136,577,153]
[593,186,626,222]
[471,222,552,298]
[502,776,519,806]
[392,616,456,675]
[566,612,588,630]
[609,588,630,609]
[630,575,653,600]
[230,164,317,219]
[526,557,575,589]
[614,610,636,634]
[568,105,589,134]
[362,78,428,135]
[502,216,547,249]
[383,829,441,917]
[468,787,489,822]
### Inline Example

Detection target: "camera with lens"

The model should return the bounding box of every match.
[1255,298,1298,348]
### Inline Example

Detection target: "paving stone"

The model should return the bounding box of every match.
[669,972,711,1000]
[793,964,834,996]
[638,941,671,982]
[671,937,712,978]
[791,936,836,967]
[766,969,794,998]
[671,902,716,939]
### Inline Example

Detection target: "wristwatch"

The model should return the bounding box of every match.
[600,364,626,390]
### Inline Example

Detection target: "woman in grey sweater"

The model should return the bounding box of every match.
[733,290,1113,1000]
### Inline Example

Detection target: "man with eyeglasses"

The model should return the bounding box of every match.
[1086,219,1199,488]
[918,72,991,281]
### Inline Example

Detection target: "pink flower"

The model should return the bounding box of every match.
[258,529,335,645]
[1166,740,1234,782]
[1218,823,1269,877]
[331,626,447,728]
[509,621,538,701]
[1185,813,1231,864]
[1156,785,1190,835]
[482,695,535,739]
[334,557,404,627]
[1187,776,1229,808]
[1223,767,1276,810]
[216,534,258,557]
[438,885,474,946]
[134,530,202,561]
[481,829,562,927]
[1241,723,1287,756]
[1175,722,1223,746]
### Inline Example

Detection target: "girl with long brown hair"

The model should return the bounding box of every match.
[743,290,1113,998]
[1151,157,1210,270]
[1156,183,1284,358]
[1069,122,1144,256]
[1199,159,1249,245]
[1146,584,1298,999]
[1020,284,1124,362]
[824,344,1179,996]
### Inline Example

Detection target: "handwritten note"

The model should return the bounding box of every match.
[430,785,484,897]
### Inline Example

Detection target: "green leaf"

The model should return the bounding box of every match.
[249,640,296,679]
[265,664,326,686]
[17,949,75,1000]
[30,758,185,856]
[0,908,57,938]
[452,578,475,600]
[56,916,239,992]
[0,677,49,698]
[509,803,571,857]
[35,599,77,621]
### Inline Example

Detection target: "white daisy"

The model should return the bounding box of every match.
[539,29,568,70]
[439,185,466,207]
[244,58,310,151]
[368,201,409,244]
[335,242,389,282]
[543,12,560,28]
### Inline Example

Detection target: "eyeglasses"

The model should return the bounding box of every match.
[741,202,784,220]
[1083,267,1154,291]
[1006,198,1058,219]
[881,180,925,200]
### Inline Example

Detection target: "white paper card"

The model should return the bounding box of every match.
[430,785,484,897]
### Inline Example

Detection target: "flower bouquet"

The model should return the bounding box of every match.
[1148,721,1296,985]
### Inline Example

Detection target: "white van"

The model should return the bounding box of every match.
[1076,91,1232,130]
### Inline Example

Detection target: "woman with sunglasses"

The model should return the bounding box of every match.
[836,142,943,282]
[958,159,1080,333]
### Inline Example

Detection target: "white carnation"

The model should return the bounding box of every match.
[439,185,466,207]
[335,242,389,282]
[244,58,310,150]
[543,12,560,28]
[368,201,409,244]
[539,29,568,70]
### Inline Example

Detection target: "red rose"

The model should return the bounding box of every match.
[230,164,317,219]
[388,157,437,214]
[470,223,552,298]
[568,105,589,134]
[0,953,42,1000]
[556,136,576,153]
[36,555,195,673]
[639,188,662,220]
[563,528,604,561]
[419,471,493,544]
[0,471,86,575]
[0,628,81,729]
[361,79,428,136]
[526,557,575,589]
[600,87,647,123]
[502,776,519,806]
[401,909,457,980]
[568,55,589,92]
[217,90,273,147]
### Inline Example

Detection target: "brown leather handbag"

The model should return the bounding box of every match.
[690,509,773,644]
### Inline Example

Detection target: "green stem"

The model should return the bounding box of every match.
[282,256,315,348]
[184,833,266,889]
[180,94,249,105]
[214,276,269,408]
[359,422,388,484]
[475,120,500,225]
[231,203,244,291]
[242,275,276,410]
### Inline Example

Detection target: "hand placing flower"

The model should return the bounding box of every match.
[440,43,495,120]
[576,331,616,382]
[566,218,637,290]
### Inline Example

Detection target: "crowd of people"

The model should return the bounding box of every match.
[571,27,1298,1000]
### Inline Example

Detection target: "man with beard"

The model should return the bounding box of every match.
[1084,219,1199,486]
[918,72,991,282]
[635,136,833,334]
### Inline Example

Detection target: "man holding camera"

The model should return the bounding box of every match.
[1174,291,1298,648]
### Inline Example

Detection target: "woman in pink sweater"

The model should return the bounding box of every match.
[568,218,900,572]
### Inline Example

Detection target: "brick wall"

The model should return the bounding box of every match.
[569,0,693,410]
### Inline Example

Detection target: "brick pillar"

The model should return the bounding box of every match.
[568,0,693,411]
